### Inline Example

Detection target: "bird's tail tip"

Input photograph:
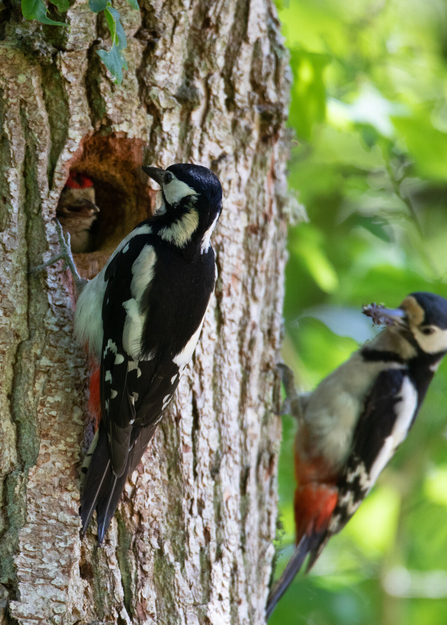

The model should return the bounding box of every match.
[266,532,324,620]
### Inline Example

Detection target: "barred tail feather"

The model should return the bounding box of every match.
[80,422,159,544]
[80,422,130,543]
[266,532,324,620]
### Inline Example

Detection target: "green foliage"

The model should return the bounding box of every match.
[21,0,139,84]
[273,0,447,623]
[96,4,128,84]
[21,0,67,26]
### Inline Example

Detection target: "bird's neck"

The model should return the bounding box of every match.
[363,327,446,371]
[362,328,417,363]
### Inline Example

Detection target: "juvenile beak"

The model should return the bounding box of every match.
[142,166,165,186]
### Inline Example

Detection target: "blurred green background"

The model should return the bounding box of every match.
[271,0,447,624]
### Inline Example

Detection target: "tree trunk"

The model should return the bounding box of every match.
[0,1,302,622]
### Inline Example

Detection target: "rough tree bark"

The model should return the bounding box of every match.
[0,0,304,622]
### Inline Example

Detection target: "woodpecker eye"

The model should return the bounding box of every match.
[421,327,435,336]
[164,172,173,184]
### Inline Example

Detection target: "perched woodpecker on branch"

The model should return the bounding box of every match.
[39,163,222,543]
[57,172,99,254]
[267,292,447,618]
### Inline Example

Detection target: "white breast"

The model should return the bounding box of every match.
[302,352,405,470]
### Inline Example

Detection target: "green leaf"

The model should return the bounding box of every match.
[125,0,139,9]
[392,114,447,182]
[89,0,107,11]
[97,43,125,84]
[343,214,393,243]
[105,5,127,50]
[50,0,69,12]
[21,0,66,25]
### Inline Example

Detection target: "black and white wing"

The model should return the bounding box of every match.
[331,368,418,534]
[305,368,418,570]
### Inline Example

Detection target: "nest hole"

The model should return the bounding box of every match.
[59,135,158,279]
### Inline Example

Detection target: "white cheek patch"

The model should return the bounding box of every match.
[163,177,197,205]
[416,328,447,354]
[368,376,417,487]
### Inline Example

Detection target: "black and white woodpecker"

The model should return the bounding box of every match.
[267,292,447,619]
[42,163,222,543]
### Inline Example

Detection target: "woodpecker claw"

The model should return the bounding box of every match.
[29,219,88,293]
[277,363,303,420]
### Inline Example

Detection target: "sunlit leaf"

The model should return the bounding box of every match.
[50,0,69,11]
[104,5,127,49]
[424,467,447,507]
[89,0,107,11]
[97,43,125,84]
[343,214,394,243]
[393,115,447,182]
[22,0,66,25]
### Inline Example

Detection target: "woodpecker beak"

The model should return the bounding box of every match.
[363,303,408,328]
[379,307,408,327]
[142,166,166,186]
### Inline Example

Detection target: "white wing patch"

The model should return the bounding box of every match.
[368,376,417,487]
[173,319,205,367]
[163,178,197,206]
[130,244,156,300]
[128,360,142,377]
[121,246,158,359]
[122,299,146,360]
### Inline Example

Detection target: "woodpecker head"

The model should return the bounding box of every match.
[57,172,99,226]
[142,163,222,252]
[365,292,447,355]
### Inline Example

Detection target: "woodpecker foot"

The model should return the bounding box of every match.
[30,220,88,292]
[277,363,304,420]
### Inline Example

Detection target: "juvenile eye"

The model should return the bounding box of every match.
[421,327,435,335]
[164,172,173,184]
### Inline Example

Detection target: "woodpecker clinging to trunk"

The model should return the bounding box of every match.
[57,172,100,254]
[267,292,447,619]
[39,163,222,543]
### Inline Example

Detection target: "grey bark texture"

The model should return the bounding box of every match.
[0,0,304,623]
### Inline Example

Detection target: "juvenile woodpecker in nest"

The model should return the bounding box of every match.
[41,163,222,543]
[267,292,447,618]
[57,172,99,254]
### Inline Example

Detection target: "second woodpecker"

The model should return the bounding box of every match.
[267,292,447,618]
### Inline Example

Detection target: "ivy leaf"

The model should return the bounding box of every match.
[97,42,126,84]
[50,0,70,12]
[104,5,127,50]
[89,0,107,12]
[21,0,66,25]
[125,0,139,10]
